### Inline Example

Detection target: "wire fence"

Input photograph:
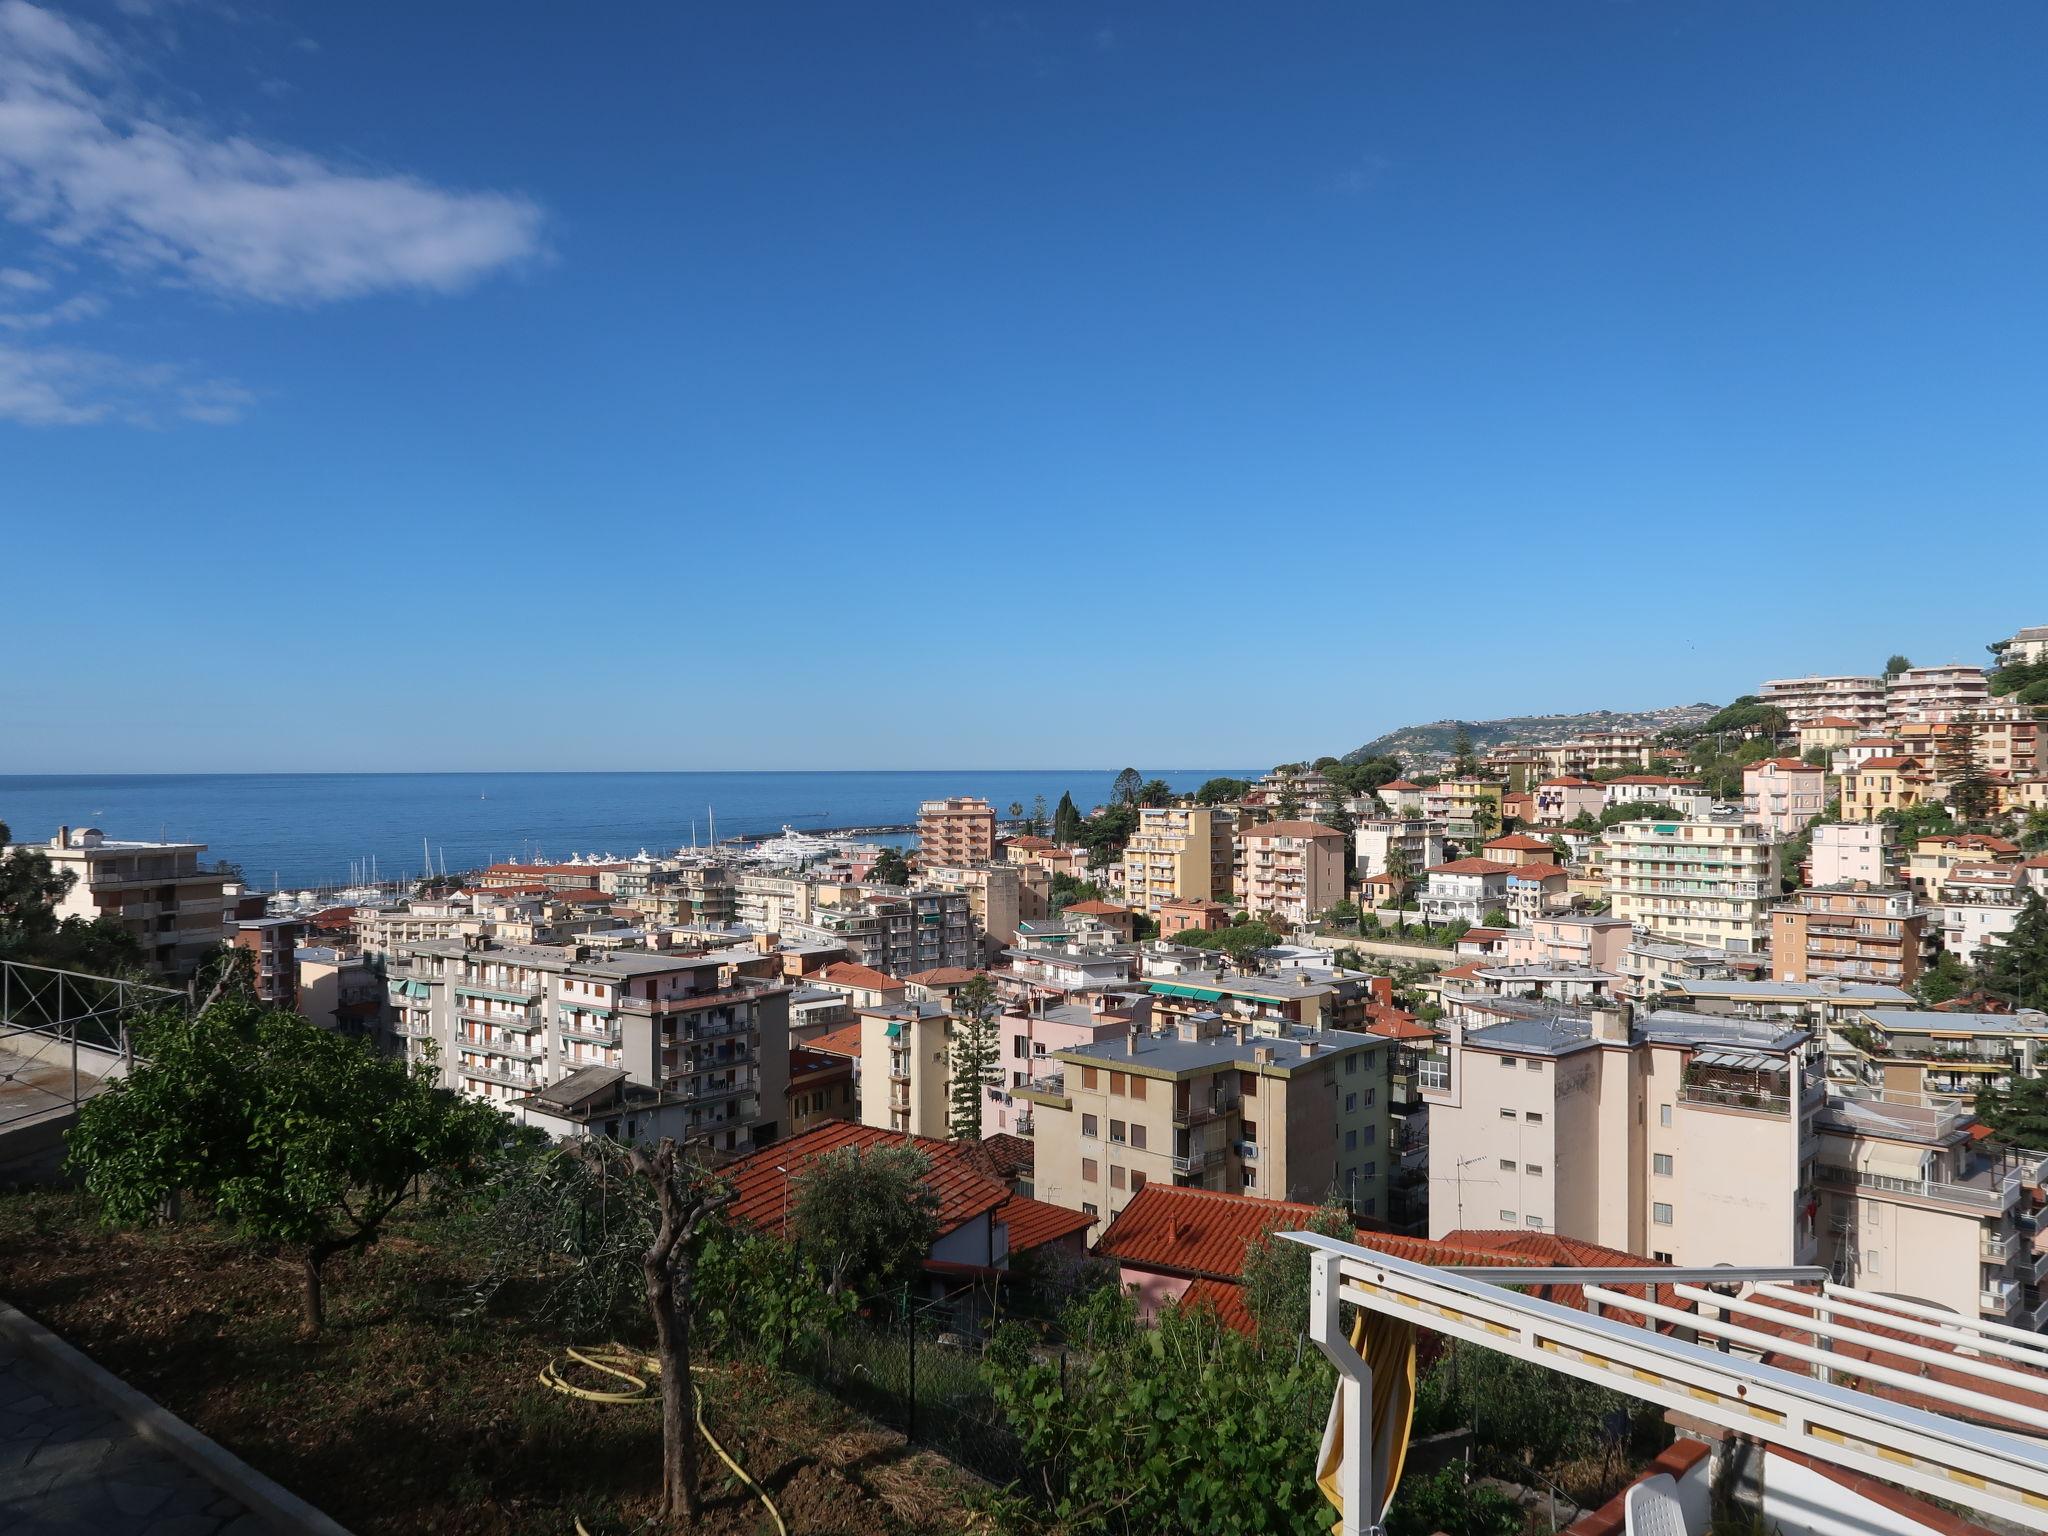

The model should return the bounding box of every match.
[0,960,184,1131]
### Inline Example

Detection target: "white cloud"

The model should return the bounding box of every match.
[0,3,545,304]
[0,289,105,329]
[0,265,51,290]
[0,340,248,425]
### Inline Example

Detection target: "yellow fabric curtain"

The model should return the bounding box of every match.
[1315,1309,1418,1534]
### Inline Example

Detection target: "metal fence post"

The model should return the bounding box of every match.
[905,1287,917,1443]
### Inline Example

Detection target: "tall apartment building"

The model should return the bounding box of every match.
[1605,819,1782,953]
[1814,1095,2047,1332]
[917,797,997,869]
[1742,758,1829,836]
[922,862,1022,957]
[1422,1005,1821,1266]
[1809,822,1893,888]
[353,897,486,961]
[859,999,955,1137]
[1235,820,1344,926]
[384,935,790,1151]
[1549,732,1657,775]
[4,826,229,977]
[1019,1015,1392,1233]
[1121,805,1235,915]
[1830,1008,2048,1104]
[786,885,976,977]
[232,916,307,1007]
[1992,624,2048,667]
[1760,675,1889,731]
[1884,664,1988,725]
[1768,886,1923,987]
[619,861,737,929]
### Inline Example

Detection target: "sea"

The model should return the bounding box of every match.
[0,770,1257,893]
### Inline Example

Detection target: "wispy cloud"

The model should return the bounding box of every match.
[0,340,249,425]
[0,289,105,329]
[0,0,545,424]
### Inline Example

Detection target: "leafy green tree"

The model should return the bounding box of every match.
[1239,1200,1355,1348]
[69,998,504,1332]
[1050,871,1109,910]
[1274,778,1304,819]
[0,819,147,976]
[1469,800,1500,843]
[1882,800,1955,847]
[1482,907,1510,929]
[1549,835,1571,862]
[1111,767,1144,807]
[1195,776,1252,806]
[1974,1077,2048,1150]
[1007,801,1024,821]
[983,1286,1331,1535]
[1029,793,1050,839]
[790,1142,941,1295]
[1053,791,1085,844]
[1915,950,1971,1005]
[1076,803,1139,871]
[1180,921,1283,969]
[1598,800,1682,829]
[1976,891,2048,1011]
[1885,654,1914,678]
[947,971,1000,1141]
[1135,777,1175,808]
[868,845,912,885]
[1387,1467,1522,1536]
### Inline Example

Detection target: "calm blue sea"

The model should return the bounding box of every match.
[0,771,1255,892]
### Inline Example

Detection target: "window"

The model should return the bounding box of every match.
[1129,1075,1147,1101]
[1525,1110,1541,1123]
[1527,1060,1543,1073]
[1361,1087,1375,1105]
[1659,1103,1672,1128]
[1083,1202,1098,1217]
[1499,1158,1516,1172]
[1109,1119,1126,1143]
[1865,1249,1880,1273]
[1653,1202,1673,1225]
[1653,1153,1673,1176]
[1362,1162,1376,1180]
[1526,1163,1545,1176]
[1244,1166,1257,1188]
[1525,1215,1543,1228]
[1082,1066,1098,1090]
[1653,1250,1673,1264]
[1345,1129,1358,1152]
[1345,1054,1357,1075]
[1130,1171,1146,1193]
[1109,1071,1126,1095]
[1011,1037,1027,1058]
[1131,1124,1147,1151]
[1081,1113,1099,1139]
[1082,1158,1099,1183]
[1345,1092,1358,1113]
[1499,1209,1516,1222]
[1501,1057,1518,1069]
[1499,1107,1516,1119]
[1111,1165,1126,1190]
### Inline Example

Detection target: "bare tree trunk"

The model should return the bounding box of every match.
[301,1253,326,1334]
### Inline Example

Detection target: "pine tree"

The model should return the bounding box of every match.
[1451,726,1479,778]
[1976,891,2048,1011]
[947,972,1000,1141]
[1053,791,1084,844]
[1940,714,1992,824]
[1111,767,1143,807]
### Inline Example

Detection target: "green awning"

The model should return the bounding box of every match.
[885,1022,903,1039]
[403,980,429,998]
[1151,983,1224,1002]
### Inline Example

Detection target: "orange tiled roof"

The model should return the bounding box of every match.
[1065,900,1131,916]
[1006,835,1057,850]
[1853,755,1921,770]
[1426,858,1518,876]
[1484,835,1553,851]
[818,961,900,991]
[905,966,981,986]
[998,1194,1092,1252]
[1245,820,1342,839]
[1508,862,1570,880]
[723,1123,1008,1239]
[980,1133,1034,1179]
[807,1023,864,1058]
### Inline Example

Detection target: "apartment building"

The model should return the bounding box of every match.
[385,935,790,1151]
[1939,864,2027,963]
[1813,1094,2047,1332]
[1605,819,1782,953]
[1839,755,1935,821]
[1437,779,1506,841]
[1422,1004,1821,1267]
[859,999,954,1137]
[1742,759,1829,836]
[1809,823,1892,888]
[1831,1008,2048,1104]
[732,872,818,934]
[1797,715,1866,757]
[1019,1015,1392,1232]
[232,916,307,1007]
[1503,914,1634,972]
[1504,863,1572,922]
[1603,776,1713,818]
[1760,675,1889,732]
[1993,623,2048,667]
[1547,732,1659,775]
[1905,833,2019,903]
[619,861,737,929]
[917,797,997,868]
[1884,664,1988,725]
[786,884,976,977]
[295,945,383,1034]
[1120,805,1236,915]
[1234,820,1344,925]
[921,862,1022,957]
[8,826,229,977]
[1532,777,1604,826]
[1419,858,1516,924]
[1769,886,1923,987]
[1353,818,1447,885]
[1159,897,1230,936]
[987,994,1137,1138]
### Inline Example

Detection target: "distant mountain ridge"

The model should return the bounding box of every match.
[1343,704,1721,767]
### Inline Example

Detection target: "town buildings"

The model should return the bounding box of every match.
[1120,805,1236,916]
[8,826,229,977]
[1741,759,1829,836]
[916,796,997,869]
[1760,675,1889,732]
[1768,886,1923,987]
[1830,1008,2047,1103]
[1532,777,1603,826]
[1418,858,1516,925]
[232,915,306,1006]
[1605,819,1781,954]
[859,999,954,1137]
[1884,663,1989,725]
[1234,820,1344,926]
[1808,823,1892,888]
[1839,755,1934,821]
[784,884,976,977]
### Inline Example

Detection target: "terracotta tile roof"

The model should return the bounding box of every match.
[1751,757,1823,772]
[1426,857,1518,876]
[818,961,900,991]
[1368,1013,1438,1042]
[553,889,614,904]
[787,1046,852,1088]
[1006,835,1056,850]
[1380,780,1424,791]
[980,1133,1035,1179]
[1920,833,2020,854]
[806,1023,864,1058]
[1244,820,1342,839]
[1484,835,1553,851]
[905,966,981,986]
[1064,900,1130,916]
[1460,927,1507,939]
[723,1123,1008,1240]
[1508,862,1570,881]
[998,1194,1092,1253]
[1812,715,1866,728]
[1434,1229,1686,1314]
[1606,775,1703,787]
[1439,962,1489,980]
[1853,755,1922,770]
[1097,1185,1518,1285]
[1178,1277,1255,1333]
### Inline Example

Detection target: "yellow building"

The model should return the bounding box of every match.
[858,1001,953,1138]
[1121,805,1236,915]
[1839,755,1933,822]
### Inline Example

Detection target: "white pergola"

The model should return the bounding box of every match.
[1287,1234,2048,1536]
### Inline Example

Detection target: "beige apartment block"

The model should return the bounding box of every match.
[1741,758,1828,837]
[1830,1008,2048,1105]
[859,1000,954,1138]
[922,861,1022,958]
[7,825,229,977]
[1605,818,1781,953]
[1422,1004,1821,1268]
[1235,820,1344,926]
[917,797,997,868]
[1121,805,1236,915]
[1018,1017,1392,1234]
[1884,663,1988,726]
[1760,675,1889,732]
[1808,822,1893,888]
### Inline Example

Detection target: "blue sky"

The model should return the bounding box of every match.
[4,1,2045,772]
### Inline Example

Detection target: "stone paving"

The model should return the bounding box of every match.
[0,1338,266,1535]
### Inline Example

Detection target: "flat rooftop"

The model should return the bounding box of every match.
[1057,1020,1384,1076]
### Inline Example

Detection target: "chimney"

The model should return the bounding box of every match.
[1592,1001,1631,1043]
[1127,1024,1141,1055]
[1254,1044,1275,1065]
[55,825,69,850]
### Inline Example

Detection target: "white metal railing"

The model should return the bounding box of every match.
[1816,1160,2022,1212]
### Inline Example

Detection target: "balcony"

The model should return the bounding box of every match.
[1678,1079,1793,1117]
[1171,1147,1219,1174]
[459,1036,543,1061]
[458,1005,542,1030]
[1981,1228,2025,1265]
[1172,1091,1242,1126]
[1816,1161,2024,1214]
[458,1060,543,1090]
[1979,1277,2021,1316]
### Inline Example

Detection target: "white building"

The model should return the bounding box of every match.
[4,825,229,977]
[1605,819,1782,954]
[1808,822,1892,888]
[1418,858,1517,924]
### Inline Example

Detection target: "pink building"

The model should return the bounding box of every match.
[1743,758,1828,836]
[1532,777,1603,826]
[985,995,1141,1138]
[1504,914,1634,972]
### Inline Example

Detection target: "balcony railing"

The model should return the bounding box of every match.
[1981,1228,2024,1265]
[1979,1278,2020,1314]
[1173,1092,1242,1126]
[1171,1147,1218,1174]
[1815,1161,2022,1213]
[1678,1080,1792,1116]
